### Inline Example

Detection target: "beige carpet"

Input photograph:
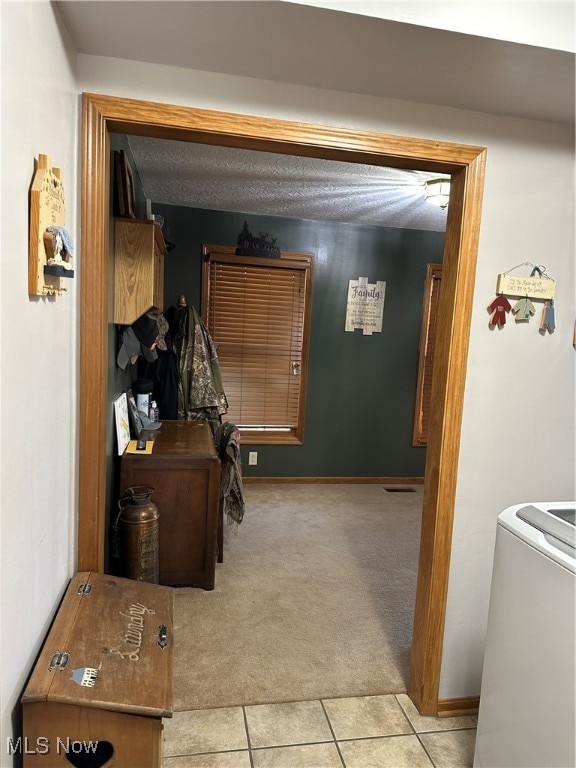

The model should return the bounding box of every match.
[173,484,422,711]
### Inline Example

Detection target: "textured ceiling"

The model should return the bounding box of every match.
[128,136,449,232]
[59,0,573,232]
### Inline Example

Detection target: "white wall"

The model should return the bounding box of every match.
[294,1,576,52]
[0,2,78,760]
[0,11,572,758]
[78,54,575,699]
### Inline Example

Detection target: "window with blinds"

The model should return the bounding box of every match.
[413,263,443,446]
[202,246,312,444]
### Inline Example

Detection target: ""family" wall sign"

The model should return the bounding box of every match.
[345,277,386,336]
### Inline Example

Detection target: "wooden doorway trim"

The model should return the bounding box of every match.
[79,92,486,715]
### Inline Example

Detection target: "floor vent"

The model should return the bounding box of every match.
[383,487,415,492]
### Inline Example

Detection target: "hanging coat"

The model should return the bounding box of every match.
[172,306,228,432]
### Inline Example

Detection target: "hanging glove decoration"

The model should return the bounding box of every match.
[540,299,555,333]
[489,295,512,327]
[512,297,536,322]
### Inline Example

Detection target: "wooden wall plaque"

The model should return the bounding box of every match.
[496,273,556,300]
[29,154,72,297]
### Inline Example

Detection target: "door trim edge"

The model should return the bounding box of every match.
[79,92,486,715]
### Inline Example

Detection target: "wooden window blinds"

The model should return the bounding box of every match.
[202,247,312,444]
[413,263,443,446]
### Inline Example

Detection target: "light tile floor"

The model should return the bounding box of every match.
[163,693,477,767]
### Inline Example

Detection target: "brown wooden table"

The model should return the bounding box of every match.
[120,420,221,589]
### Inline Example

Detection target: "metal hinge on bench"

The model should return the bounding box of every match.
[76,582,92,596]
[48,650,70,672]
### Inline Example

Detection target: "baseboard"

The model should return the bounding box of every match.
[437,696,480,718]
[243,476,425,485]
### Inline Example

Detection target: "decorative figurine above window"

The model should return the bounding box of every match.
[235,220,281,258]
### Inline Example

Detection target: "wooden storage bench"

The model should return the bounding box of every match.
[21,571,173,767]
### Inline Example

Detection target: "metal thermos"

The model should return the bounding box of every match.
[133,378,154,420]
[114,486,159,583]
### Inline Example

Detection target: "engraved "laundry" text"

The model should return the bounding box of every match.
[109,602,156,661]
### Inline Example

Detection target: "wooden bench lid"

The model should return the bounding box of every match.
[22,572,174,718]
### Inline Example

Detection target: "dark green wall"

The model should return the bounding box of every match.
[155,203,445,479]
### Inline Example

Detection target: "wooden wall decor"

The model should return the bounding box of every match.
[496,272,556,300]
[29,154,74,297]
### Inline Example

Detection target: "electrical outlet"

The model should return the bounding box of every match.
[248,451,258,466]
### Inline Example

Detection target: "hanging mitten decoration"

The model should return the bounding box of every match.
[489,295,512,327]
[512,297,536,322]
[491,263,558,335]
[540,299,556,334]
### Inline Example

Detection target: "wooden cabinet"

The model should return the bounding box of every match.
[22,571,173,767]
[120,421,221,590]
[114,218,167,325]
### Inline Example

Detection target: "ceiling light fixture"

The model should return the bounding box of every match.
[425,178,451,209]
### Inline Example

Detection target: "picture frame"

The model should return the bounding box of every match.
[114,150,136,218]
[123,156,136,218]
[113,392,131,455]
[126,388,143,438]
[113,150,125,217]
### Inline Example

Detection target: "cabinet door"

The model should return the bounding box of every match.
[120,460,219,589]
[114,219,167,325]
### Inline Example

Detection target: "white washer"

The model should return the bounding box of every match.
[474,501,575,768]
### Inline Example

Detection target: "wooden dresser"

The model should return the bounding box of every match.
[22,571,173,767]
[120,420,221,590]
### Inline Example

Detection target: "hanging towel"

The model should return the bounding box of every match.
[215,421,245,528]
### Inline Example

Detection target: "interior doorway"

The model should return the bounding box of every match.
[78,92,486,715]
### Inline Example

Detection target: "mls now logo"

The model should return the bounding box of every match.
[56,738,101,755]
[7,736,100,755]
[7,737,49,755]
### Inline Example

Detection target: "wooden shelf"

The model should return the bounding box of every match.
[114,218,167,325]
